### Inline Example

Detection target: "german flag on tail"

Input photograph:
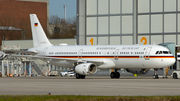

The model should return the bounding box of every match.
[34,23,38,27]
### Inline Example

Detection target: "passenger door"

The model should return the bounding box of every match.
[43,47,48,56]
[114,49,119,60]
[144,47,152,60]
[78,49,83,59]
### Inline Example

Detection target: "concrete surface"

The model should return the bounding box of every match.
[0,76,180,96]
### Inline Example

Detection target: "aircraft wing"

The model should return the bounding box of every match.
[8,54,104,66]
[3,49,38,55]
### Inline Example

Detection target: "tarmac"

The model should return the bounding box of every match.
[0,75,180,96]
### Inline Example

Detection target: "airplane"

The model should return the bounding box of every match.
[2,14,175,79]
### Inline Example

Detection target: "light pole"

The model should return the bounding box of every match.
[63,5,67,22]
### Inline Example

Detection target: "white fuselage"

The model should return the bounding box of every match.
[28,44,175,69]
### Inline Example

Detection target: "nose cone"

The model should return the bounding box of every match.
[168,57,176,67]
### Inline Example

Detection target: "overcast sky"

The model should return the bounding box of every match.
[49,0,76,19]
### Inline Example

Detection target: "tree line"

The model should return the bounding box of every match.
[48,15,76,39]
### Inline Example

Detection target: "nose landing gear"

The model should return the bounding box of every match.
[153,68,159,79]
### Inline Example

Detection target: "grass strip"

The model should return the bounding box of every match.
[0,95,180,101]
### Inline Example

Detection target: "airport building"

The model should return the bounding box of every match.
[0,0,49,45]
[0,0,51,76]
[77,0,180,45]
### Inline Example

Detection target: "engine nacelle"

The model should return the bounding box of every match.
[75,63,97,75]
[126,68,149,74]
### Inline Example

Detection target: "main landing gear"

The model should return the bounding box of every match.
[153,68,159,79]
[110,69,120,79]
[76,73,86,79]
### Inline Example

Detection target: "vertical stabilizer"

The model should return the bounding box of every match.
[30,14,52,47]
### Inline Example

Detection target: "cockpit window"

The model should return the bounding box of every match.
[155,51,159,54]
[163,51,168,54]
[156,51,171,54]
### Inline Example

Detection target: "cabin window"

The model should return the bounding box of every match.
[49,52,54,54]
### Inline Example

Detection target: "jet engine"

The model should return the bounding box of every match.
[126,68,149,74]
[75,63,97,75]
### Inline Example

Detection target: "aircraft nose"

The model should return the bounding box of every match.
[168,57,176,66]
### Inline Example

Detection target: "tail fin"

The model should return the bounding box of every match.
[30,14,52,47]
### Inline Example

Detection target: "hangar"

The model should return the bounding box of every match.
[76,0,180,70]
[77,0,180,45]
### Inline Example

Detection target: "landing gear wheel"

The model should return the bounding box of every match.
[173,73,178,79]
[110,72,120,79]
[153,68,159,79]
[153,74,159,79]
[110,72,115,78]
[81,75,85,79]
[76,73,80,79]
[115,72,120,78]
[76,73,86,79]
